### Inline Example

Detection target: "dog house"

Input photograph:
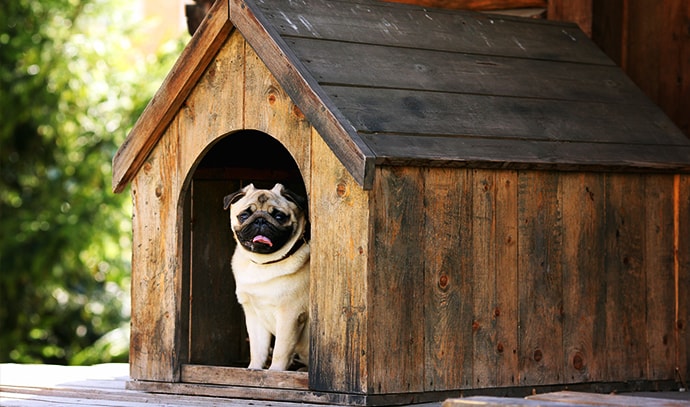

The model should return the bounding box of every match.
[112,0,690,404]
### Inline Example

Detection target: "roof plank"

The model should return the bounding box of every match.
[361,134,690,172]
[287,37,651,105]
[255,0,611,64]
[325,85,689,145]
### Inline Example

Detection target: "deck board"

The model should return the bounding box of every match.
[1,364,688,406]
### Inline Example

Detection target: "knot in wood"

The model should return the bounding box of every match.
[438,274,449,290]
[336,182,348,198]
[572,352,584,370]
[533,349,543,362]
[292,104,305,119]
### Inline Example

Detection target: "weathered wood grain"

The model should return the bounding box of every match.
[492,170,519,387]
[324,86,688,146]
[359,134,690,173]
[256,0,606,64]
[370,166,426,393]
[423,168,473,390]
[559,173,606,383]
[678,175,690,381]
[529,390,689,406]
[517,171,564,386]
[470,169,497,389]
[287,37,647,104]
[128,380,357,405]
[130,120,183,382]
[181,364,308,389]
[309,129,370,394]
[591,1,690,138]
[643,175,676,380]
[604,174,648,381]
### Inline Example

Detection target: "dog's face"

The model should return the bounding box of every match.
[224,183,307,257]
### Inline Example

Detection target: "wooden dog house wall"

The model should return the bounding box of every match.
[112,0,690,405]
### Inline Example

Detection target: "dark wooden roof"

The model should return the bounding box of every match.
[230,0,690,188]
[113,0,690,192]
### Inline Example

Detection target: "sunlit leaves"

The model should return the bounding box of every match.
[0,0,185,364]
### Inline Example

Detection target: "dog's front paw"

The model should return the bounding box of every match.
[268,360,289,371]
[247,361,265,370]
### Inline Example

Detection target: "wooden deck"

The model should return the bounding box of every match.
[1,363,689,406]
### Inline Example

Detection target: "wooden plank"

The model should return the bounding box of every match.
[359,134,690,173]
[229,0,376,189]
[493,170,520,387]
[529,390,690,406]
[423,168,473,390]
[128,380,363,405]
[445,394,590,406]
[382,0,547,11]
[676,175,690,382]
[470,169,493,389]
[517,171,564,386]
[471,169,520,388]
[112,0,232,193]
[324,86,688,147]
[559,173,607,383]
[624,0,690,137]
[643,175,676,380]
[369,166,425,393]
[604,174,647,381]
[181,365,308,389]
[129,122,183,382]
[308,129,370,394]
[188,179,247,366]
[256,0,609,64]
[287,37,647,104]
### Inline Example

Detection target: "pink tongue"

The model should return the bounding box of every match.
[252,235,273,247]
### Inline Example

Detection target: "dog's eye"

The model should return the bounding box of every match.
[237,210,252,223]
[272,210,287,222]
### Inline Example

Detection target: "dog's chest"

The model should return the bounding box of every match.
[232,250,309,304]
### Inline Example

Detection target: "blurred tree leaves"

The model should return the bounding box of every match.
[0,0,184,364]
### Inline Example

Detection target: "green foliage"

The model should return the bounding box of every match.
[0,0,185,364]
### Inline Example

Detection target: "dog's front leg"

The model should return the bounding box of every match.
[269,311,308,371]
[244,307,272,370]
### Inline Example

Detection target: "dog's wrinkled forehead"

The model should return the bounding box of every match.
[225,183,297,214]
[241,186,293,212]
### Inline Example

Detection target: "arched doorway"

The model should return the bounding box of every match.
[181,130,306,367]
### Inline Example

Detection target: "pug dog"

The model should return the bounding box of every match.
[223,183,310,371]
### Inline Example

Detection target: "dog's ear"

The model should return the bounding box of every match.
[223,189,246,210]
[280,186,308,217]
